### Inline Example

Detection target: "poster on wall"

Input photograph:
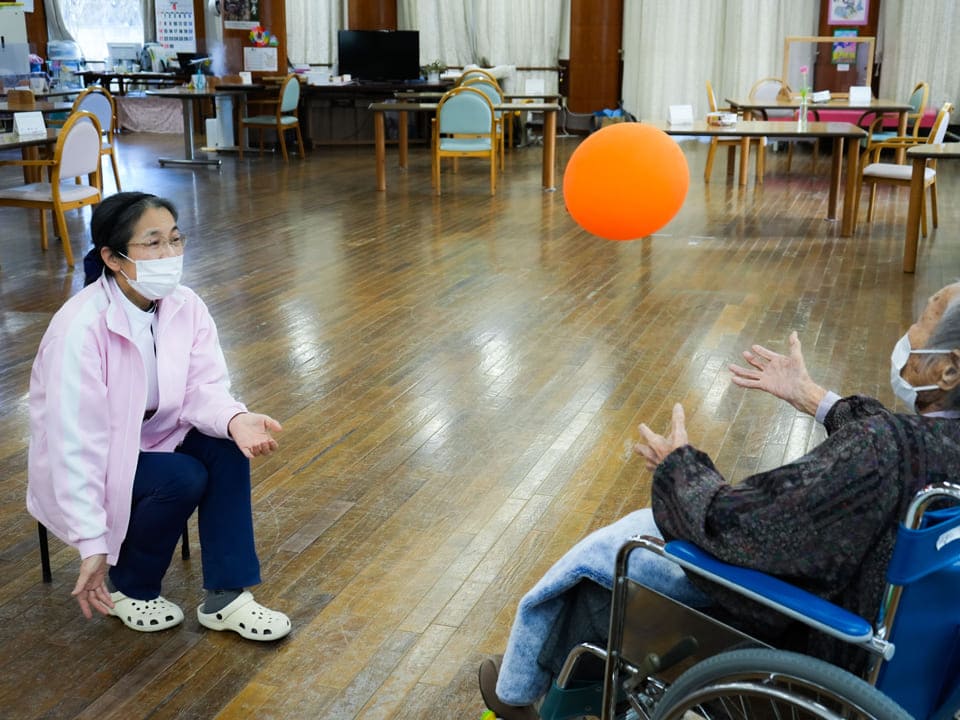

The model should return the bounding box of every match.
[831,29,858,65]
[828,0,869,26]
[224,0,262,30]
[156,0,197,52]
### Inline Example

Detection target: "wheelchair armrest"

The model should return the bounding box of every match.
[663,540,876,645]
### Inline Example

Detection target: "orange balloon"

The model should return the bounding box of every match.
[563,123,689,241]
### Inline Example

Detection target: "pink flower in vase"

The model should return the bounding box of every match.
[799,65,809,97]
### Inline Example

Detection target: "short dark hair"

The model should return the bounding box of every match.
[83,192,179,286]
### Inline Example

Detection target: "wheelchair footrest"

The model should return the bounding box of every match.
[664,540,874,643]
[539,680,604,720]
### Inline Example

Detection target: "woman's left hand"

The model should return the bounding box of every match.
[634,403,688,472]
[228,412,282,458]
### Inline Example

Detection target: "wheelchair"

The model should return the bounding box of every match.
[537,482,960,720]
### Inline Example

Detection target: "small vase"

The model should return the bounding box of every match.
[428,72,440,84]
[798,96,808,130]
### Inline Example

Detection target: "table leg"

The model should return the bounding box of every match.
[739,137,749,186]
[375,111,386,191]
[158,98,221,167]
[826,137,842,222]
[542,109,556,190]
[902,157,926,272]
[894,110,908,165]
[399,111,408,169]
[841,138,858,237]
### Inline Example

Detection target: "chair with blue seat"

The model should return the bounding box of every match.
[460,76,506,167]
[238,74,305,162]
[431,86,498,196]
[539,481,960,719]
[858,80,930,156]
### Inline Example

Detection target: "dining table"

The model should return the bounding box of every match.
[902,143,960,273]
[145,84,262,167]
[645,119,867,237]
[726,96,913,162]
[367,100,561,192]
[0,128,60,182]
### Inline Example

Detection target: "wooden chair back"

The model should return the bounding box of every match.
[7,88,35,109]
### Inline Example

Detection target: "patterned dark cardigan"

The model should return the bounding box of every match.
[652,394,960,673]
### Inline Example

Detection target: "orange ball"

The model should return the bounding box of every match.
[563,123,689,241]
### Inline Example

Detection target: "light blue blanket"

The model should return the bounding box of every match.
[496,508,711,706]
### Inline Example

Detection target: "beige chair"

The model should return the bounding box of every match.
[858,101,953,236]
[431,86,498,196]
[0,111,103,267]
[238,74,305,161]
[69,86,122,190]
[704,81,765,183]
[6,87,35,109]
[748,76,818,173]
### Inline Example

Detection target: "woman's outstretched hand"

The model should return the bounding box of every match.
[634,403,689,472]
[228,412,282,458]
[729,331,827,416]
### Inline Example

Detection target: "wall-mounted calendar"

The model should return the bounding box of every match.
[156,0,197,52]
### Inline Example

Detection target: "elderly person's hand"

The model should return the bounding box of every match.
[72,553,113,619]
[634,403,688,472]
[729,331,827,416]
[228,412,282,458]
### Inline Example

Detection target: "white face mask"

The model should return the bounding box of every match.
[119,253,183,301]
[889,332,950,411]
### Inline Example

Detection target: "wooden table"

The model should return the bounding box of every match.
[0,101,74,115]
[645,120,866,237]
[903,143,960,273]
[726,96,913,162]
[145,85,261,167]
[0,129,59,182]
[78,71,179,96]
[368,101,561,192]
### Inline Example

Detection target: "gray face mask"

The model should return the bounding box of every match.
[889,332,950,411]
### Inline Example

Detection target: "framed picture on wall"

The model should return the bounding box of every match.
[828,0,869,26]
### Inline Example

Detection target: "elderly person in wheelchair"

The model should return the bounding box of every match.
[480,283,960,720]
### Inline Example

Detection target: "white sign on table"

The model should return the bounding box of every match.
[14,111,46,135]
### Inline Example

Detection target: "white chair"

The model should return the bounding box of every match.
[71,85,122,190]
[0,111,103,267]
[858,101,953,236]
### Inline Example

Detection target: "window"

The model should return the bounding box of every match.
[61,0,143,62]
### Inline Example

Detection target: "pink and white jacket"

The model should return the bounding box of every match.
[27,275,246,564]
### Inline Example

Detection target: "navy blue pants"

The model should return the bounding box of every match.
[109,429,262,600]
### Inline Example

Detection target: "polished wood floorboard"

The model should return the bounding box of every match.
[0,131,958,719]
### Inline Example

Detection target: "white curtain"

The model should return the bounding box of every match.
[621,0,817,121]
[878,0,960,112]
[286,0,343,66]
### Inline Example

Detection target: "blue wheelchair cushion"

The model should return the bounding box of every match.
[887,506,960,585]
[664,540,874,643]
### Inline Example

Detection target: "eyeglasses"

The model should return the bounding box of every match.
[126,235,187,254]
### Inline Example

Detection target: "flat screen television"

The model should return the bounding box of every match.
[337,30,420,82]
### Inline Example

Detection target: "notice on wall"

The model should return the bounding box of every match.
[243,47,277,73]
[224,0,261,30]
[157,0,197,52]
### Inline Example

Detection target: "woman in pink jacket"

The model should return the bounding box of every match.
[28,192,290,641]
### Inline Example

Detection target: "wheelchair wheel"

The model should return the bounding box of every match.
[650,648,910,720]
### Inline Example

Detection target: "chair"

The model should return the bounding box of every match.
[460,76,506,166]
[858,81,929,154]
[0,110,103,268]
[704,80,765,183]
[6,87,35,109]
[70,86,122,190]
[540,481,960,719]
[858,101,953,236]
[38,522,191,583]
[459,67,500,86]
[431,86,498,196]
[238,74,305,161]
[749,76,818,173]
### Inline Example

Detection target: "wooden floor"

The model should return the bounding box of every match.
[0,130,958,719]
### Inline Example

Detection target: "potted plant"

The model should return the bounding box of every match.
[423,60,446,84]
